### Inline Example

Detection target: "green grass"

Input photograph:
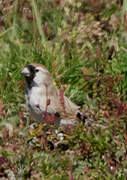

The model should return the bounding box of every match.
[0,0,127,179]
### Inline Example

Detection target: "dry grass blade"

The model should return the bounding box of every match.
[12,0,18,39]
[31,0,45,42]
[122,0,127,23]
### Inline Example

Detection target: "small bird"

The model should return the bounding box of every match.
[21,63,86,127]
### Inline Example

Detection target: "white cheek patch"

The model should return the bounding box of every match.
[33,66,50,86]
[34,71,46,84]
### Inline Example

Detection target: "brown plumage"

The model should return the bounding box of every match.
[21,63,86,126]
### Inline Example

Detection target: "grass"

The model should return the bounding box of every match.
[0,0,127,179]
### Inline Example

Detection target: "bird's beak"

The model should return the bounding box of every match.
[21,67,30,77]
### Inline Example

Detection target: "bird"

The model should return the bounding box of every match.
[21,63,86,127]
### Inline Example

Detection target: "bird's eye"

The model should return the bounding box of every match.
[35,69,39,73]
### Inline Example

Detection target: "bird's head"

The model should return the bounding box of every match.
[21,63,52,88]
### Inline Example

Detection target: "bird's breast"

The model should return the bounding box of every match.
[28,87,46,112]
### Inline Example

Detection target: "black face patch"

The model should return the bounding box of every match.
[25,64,36,89]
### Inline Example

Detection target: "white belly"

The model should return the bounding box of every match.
[27,86,46,122]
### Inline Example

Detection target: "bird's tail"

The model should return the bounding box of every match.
[76,111,87,123]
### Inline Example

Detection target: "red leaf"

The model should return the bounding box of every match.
[46,99,51,106]
[68,171,73,180]
[67,125,73,129]
[0,99,3,119]
[107,158,115,166]
[42,111,55,124]
[43,23,47,37]
[0,156,8,168]
[97,47,101,59]
[48,114,55,124]
[104,111,110,118]
[84,166,89,173]
[59,89,66,113]
[36,103,54,124]
[53,61,58,78]
[5,143,16,150]
[124,12,127,25]
[82,67,91,75]
[0,81,5,87]
[100,104,107,110]
[17,80,24,87]
[123,133,127,144]
[19,111,24,120]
